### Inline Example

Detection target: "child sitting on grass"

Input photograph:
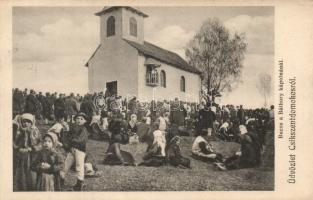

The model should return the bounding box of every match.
[31,132,64,191]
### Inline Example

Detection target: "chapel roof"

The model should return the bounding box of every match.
[85,40,201,75]
[124,39,201,75]
[95,6,148,18]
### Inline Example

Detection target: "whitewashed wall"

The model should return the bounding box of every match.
[137,55,201,102]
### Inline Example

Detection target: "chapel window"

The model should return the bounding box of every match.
[129,17,137,37]
[160,70,166,88]
[180,76,186,92]
[107,16,115,37]
[146,66,159,86]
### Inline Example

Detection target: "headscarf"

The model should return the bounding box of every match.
[239,125,248,135]
[21,113,35,127]
[129,114,137,128]
[43,132,60,147]
[20,113,40,149]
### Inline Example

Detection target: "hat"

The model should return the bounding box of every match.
[43,132,59,146]
[239,125,248,135]
[21,113,35,125]
[75,112,88,121]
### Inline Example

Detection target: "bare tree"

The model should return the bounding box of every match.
[185,18,247,103]
[256,73,272,108]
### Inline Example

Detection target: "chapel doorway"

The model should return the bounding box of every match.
[106,81,117,97]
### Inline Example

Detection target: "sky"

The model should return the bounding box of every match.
[13,6,274,108]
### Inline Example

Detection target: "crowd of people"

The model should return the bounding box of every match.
[12,88,275,191]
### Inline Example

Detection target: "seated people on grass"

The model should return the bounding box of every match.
[215,122,262,171]
[127,114,139,144]
[166,136,191,169]
[139,122,166,167]
[103,109,135,166]
[191,129,224,163]
[89,113,110,140]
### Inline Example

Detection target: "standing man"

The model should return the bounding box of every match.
[237,105,246,125]
[199,104,216,137]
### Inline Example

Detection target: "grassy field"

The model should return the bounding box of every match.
[39,124,274,191]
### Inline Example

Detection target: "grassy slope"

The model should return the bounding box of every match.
[39,124,274,191]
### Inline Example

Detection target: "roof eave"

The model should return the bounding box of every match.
[85,44,101,67]
[124,39,202,75]
[95,6,148,17]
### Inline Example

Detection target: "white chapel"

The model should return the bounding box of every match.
[85,6,201,102]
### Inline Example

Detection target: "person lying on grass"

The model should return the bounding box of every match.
[191,129,224,163]
[215,122,262,171]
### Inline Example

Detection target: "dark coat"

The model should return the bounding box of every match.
[166,143,190,168]
[237,108,245,124]
[14,127,42,191]
[13,90,25,115]
[31,149,64,191]
[108,118,129,145]
[24,94,40,115]
[170,104,186,126]
[199,109,216,129]
[42,96,54,119]
[54,98,66,118]
[79,100,95,121]
[63,124,88,152]
[65,97,79,117]
[239,132,262,167]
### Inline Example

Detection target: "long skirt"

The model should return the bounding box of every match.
[168,156,191,168]
[139,156,166,167]
[103,150,136,166]
[192,152,224,163]
[36,173,55,191]
[14,152,36,191]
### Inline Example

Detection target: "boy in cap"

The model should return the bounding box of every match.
[61,112,88,191]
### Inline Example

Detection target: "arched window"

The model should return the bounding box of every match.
[180,76,185,92]
[107,16,115,37]
[160,70,166,88]
[146,66,159,86]
[129,17,137,37]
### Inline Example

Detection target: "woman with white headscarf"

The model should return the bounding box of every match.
[14,113,42,191]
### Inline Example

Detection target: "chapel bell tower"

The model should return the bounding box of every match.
[95,6,148,44]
